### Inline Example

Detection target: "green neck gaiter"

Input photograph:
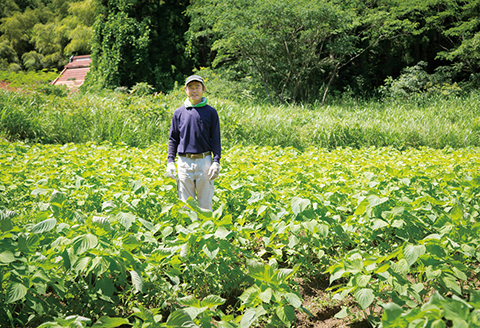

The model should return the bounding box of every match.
[185,97,208,108]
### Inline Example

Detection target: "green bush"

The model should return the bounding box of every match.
[130,82,155,96]
[380,61,464,98]
[0,70,59,88]
[35,83,69,97]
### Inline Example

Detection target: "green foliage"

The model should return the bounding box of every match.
[0,0,97,71]
[0,70,58,87]
[87,0,191,92]
[0,142,479,327]
[0,88,172,147]
[188,0,360,104]
[130,82,154,97]
[1,87,480,150]
[381,61,464,98]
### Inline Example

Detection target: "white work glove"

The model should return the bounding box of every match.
[166,162,176,179]
[208,162,220,180]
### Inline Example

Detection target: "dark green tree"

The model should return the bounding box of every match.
[187,0,419,104]
[87,0,192,91]
[0,0,98,71]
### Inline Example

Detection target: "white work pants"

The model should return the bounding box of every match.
[177,155,214,211]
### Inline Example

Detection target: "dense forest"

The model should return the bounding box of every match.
[0,0,479,102]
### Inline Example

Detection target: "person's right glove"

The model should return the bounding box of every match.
[166,162,176,179]
[208,162,220,180]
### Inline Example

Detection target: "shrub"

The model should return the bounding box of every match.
[35,84,69,97]
[130,82,155,96]
[381,61,463,98]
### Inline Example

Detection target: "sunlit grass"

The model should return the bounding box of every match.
[1,87,479,150]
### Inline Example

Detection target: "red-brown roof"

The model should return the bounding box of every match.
[51,55,91,87]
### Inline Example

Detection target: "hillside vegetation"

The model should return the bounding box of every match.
[1,0,479,102]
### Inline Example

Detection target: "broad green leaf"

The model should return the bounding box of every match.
[73,234,98,255]
[73,257,91,272]
[151,247,173,262]
[334,306,349,319]
[452,267,467,281]
[426,266,442,280]
[381,303,403,323]
[372,219,388,230]
[239,285,260,305]
[450,203,463,221]
[179,295,201,307]
[130,270,143,293]
[291,197,310,216]
[92,216,110,228]
[240,308,257,328]
[247,191,264,204]
[162,226,174,237]
[32,188,49,196]
[203,244,219,260]
[430,319,446,328]
[166,309,198,328]
[96,277,115,297]
[258,288,272,303]
[117,212,136,230]
[6,282,28,303]
[355,275,371,287]
[469,289,480,308]
[285,292,302,308]
[0,210,15,231]
[0,250,14,263]
[201,295,225,308]
[288,235,299,248]
[246,260,275,283]
[257,205,267,217]
[354,199,368,215]
[138,218,155,232]
[217,321,237,328]
[32,218,57,234]
[183,307,207,321]
[215,226,232,239]
[131,180,143,193]
[49,190,66,206]
[354,288,375,310]
[442,275,462,295]
[330,269,346,284]
[443,298,469,321]
[375,263,390,274]
[92,316,129,327]
[274,268,295,284]
[403,244,425,267]
[275,305,295,325]
[367,195,389,207]
[122,236,141,250]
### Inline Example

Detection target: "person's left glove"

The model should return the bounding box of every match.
[166,162,176,179]
[208,162,220,180]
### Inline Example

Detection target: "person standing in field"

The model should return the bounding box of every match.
[166,75,221,211]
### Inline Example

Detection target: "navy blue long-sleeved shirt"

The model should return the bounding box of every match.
[168,104,221,163]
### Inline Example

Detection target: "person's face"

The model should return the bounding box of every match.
[185,81,205,105]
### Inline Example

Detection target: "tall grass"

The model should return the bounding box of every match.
[1,86,479,150]
[0,89,175,147]
[216,93,480,150]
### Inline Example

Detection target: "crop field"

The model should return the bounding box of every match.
[1,141,480,327]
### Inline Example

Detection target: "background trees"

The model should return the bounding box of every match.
[0,0,96,72]
[0,0,478,101]
[86,0,191,91]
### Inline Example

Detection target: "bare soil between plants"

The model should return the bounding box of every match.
[295,276,373,328]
